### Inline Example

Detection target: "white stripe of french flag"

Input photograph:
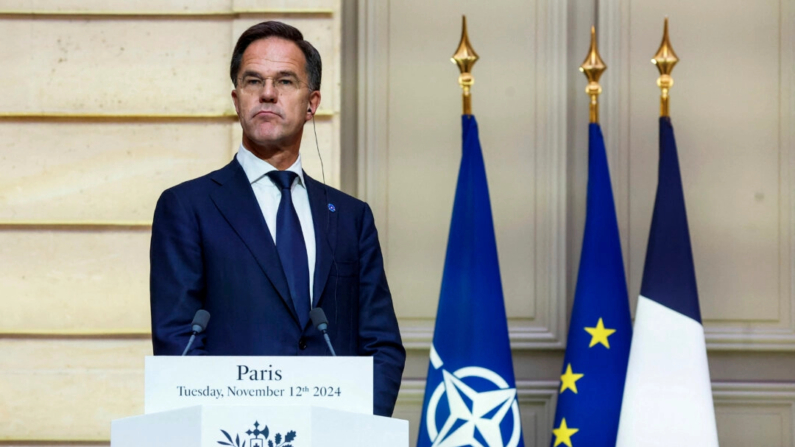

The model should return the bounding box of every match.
[615,295,719,447]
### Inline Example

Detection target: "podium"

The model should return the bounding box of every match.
[112,405,407,447]
[111,356,408,447]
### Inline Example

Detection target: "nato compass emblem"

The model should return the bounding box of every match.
[218,420,297,447]
[425,345,521,447]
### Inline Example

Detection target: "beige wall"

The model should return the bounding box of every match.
[360,0,567,349]
[362,0,795,446]
[0,0,341,443]
[1,0,794,445]
[357,1,567,442]
[598,0,793,346]
[596,0,795,444]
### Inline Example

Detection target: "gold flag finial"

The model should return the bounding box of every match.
[652,17,679,117]
[579,26,606,123]
[451,15,479,115]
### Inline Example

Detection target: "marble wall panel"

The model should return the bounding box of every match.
[0,122,233,223]
[0,230,150,332]
[0,1,342,444]
[0,120,336,333]
[0,0,229,12]
[0,19,232,115]
[0,339,150,441]
[0,20,338,110]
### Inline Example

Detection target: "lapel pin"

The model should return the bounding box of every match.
[328,203,336,212]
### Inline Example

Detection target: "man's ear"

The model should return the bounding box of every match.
[231,89,240,116]
[306,90,321,121]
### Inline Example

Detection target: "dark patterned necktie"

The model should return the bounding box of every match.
[266,170,310,328]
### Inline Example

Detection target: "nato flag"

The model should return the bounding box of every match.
[550,123,632,447]
[417,116,524,447]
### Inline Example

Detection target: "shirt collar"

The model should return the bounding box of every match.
[236,144,306,188]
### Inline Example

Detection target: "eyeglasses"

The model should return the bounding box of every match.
[238,75,306,95]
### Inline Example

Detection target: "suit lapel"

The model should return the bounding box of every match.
[210,159,300,325]
[305,173,337,308]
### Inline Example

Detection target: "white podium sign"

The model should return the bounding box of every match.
[145,356,373,415]
[112,405,408,447]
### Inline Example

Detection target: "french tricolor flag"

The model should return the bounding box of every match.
[615,117,719,446]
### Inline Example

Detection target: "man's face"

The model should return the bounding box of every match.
[232,37,320,149]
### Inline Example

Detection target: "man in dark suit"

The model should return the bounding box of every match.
[149,21,405,417]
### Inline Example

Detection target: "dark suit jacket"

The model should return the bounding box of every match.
[149,157,406,417]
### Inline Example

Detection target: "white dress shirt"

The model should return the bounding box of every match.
[236,145,316,303]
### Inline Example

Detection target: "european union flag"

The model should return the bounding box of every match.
[417,115,524,447]
[550,123,632,447]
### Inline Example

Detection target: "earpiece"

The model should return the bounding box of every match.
[309,100,338,327]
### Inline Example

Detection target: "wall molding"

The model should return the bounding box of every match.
[356,0,390,233]
[397,378,559,402]
[1,382,789,445]
[532,0,569,350]
[787,0,795,350]
[713,382,795,401]
[357,0,568,350]
[400,380,795,404]
[597,0,630,268]
[713,382,795,444]
[704,327,795,351]
[399,318,569,350]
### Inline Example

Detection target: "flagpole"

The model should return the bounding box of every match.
[616,18,720,447]
[416,16,525,447]
[652,17,679,117]
[580,26,606,123]
[549,24,633,447]
[451,15,479,116]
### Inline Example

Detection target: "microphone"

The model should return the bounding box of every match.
[181,309,211,356]
[310,308,336,356]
